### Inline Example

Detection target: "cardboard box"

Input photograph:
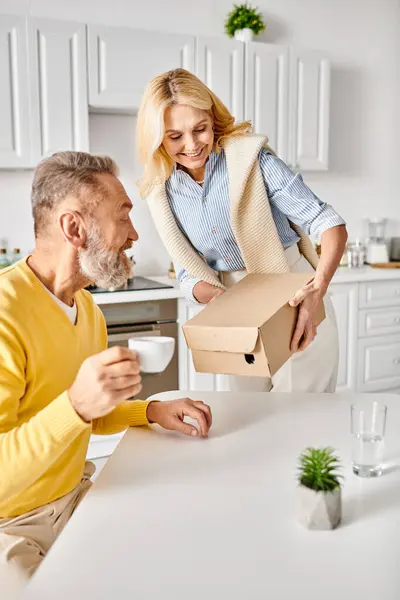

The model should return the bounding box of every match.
[183,273,326,378]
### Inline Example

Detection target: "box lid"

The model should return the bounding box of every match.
[183,272,314,353]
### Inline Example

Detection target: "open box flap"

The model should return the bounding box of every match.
[185,273,315,329]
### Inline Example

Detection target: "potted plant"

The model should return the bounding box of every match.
[225,3,266,42]
[297,447,342,530]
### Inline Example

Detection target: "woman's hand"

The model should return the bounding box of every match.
[193,281,225,304]
[289,279,326,352]
[289,225,347,352]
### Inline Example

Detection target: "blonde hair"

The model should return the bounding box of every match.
[31,151,118,237]
[136,68,252,198]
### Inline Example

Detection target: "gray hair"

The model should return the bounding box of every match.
[31,151,119,237]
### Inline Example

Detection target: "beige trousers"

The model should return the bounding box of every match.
[219,245,339,393]
[0,461,95,581]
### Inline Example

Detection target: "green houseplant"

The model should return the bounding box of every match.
[297,447,342,530]
[225,4,265,42]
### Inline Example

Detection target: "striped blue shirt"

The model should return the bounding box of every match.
[165,148,345,303]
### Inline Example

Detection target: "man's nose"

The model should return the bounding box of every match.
[129,221,139,242]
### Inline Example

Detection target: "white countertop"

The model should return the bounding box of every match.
[332,265,400,284]
[24,390,400,600]
[91,268,400,306]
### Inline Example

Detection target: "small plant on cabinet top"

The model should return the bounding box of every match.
[224,3,266,38]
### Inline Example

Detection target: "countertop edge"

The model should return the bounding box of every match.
[91,270,400,305]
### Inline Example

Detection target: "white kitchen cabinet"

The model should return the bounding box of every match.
[329,284,358,392]
[288,48,330,170]
[28,18,89,161]
[245,43,289,161]
[358,306,400,338]
[178,301,234,392]
[357,334,400,393]
[87,25,195,111]
[359,280,400,309]
[178,302,214,391]
[196,36,244,121]
[0,15,31,168]
[245,43,330,170]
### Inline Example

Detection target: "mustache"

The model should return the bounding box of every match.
[121,241,133,252]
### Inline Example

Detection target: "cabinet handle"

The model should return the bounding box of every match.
[394,358,400,365]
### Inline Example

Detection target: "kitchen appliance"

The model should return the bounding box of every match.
[98,298,179,399]
[390,237,400,262]
[87,276,173,293]
[365,218,389,264]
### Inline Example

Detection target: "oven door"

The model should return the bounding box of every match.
[107,322,179,399]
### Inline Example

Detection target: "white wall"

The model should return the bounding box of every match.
[0,0,399,267]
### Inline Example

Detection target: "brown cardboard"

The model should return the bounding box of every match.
[183,273,326,378]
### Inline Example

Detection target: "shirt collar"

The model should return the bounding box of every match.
[169,149,221,183]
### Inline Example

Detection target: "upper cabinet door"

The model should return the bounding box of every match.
[196,37,244,121]
[288,48,330,171]
[29,19,89,161]
[245,43,289,162]
[87,26,195,110]
[0,16,31,168]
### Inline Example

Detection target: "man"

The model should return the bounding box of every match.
[0,151,212,579]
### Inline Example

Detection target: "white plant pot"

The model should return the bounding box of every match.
[297,485,341,530]
[234,28,254,42]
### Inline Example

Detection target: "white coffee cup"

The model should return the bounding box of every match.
[128,336,175,373]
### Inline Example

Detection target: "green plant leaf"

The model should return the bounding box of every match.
[297,446,342,492]
[224,3,266,37]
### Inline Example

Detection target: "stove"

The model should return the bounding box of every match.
[87,276,174,294]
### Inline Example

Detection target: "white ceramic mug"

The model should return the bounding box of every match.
[128,336,175,373]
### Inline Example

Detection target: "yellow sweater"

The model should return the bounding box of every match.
[0,259,150,518]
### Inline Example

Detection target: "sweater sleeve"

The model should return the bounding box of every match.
[92,400,151,435]
[174,260,202,305]
[0,320,90,506]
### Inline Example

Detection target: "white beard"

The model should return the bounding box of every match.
[78,224,132,290]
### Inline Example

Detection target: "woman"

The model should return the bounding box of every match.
[136,68,348,393]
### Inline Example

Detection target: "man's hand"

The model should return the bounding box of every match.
[146,398,212,438]
[289,279,326,352]
[193,281,225,304]
[68,346,142,422]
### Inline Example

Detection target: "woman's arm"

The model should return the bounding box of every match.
[259,150,346,239]
[289,224,348,352]
[313,225,348,293]
[258,150,348,352]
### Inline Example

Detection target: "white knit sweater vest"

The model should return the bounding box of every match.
[147,134,319,289]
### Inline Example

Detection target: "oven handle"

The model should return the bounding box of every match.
[107,324,161,344]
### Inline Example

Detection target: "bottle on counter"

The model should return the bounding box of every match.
[346,241,365,269]
[11,248,21,263]
[168,262,176,279]
[0,248,10,269]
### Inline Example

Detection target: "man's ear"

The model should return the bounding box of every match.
[59,211,87,249]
